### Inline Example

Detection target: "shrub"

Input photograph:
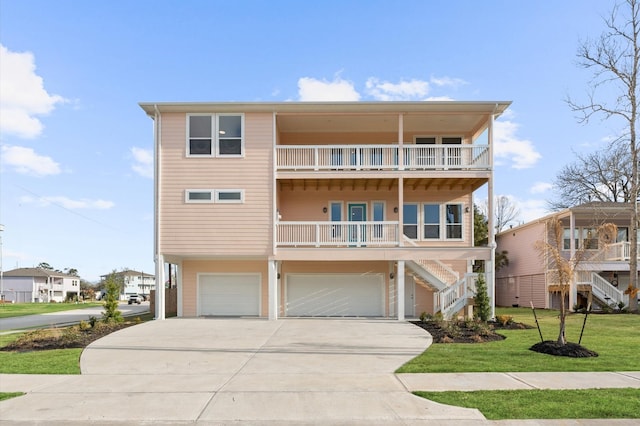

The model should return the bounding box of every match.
[78,320,91,331]
[496,315,513,326]
[419,311,431,323]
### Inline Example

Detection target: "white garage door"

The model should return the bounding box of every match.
[286,274,384,317]
[198,274,260,316]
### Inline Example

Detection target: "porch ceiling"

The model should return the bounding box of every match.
[276,112,491,136]
[277,177,487,192]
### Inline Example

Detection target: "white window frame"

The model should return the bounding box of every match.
[215,189,245,203]
[422,203,440,240]
[186,113,244,158]
[185,189,244,204]
[445,203,463,240]
[185,189,214,203]
[403,203,419,240]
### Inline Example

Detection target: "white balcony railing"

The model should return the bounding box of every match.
[603,242,640,261]
[276,221,400,247]
[276,144,490,171]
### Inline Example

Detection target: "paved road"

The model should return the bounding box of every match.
[0,302,150,332]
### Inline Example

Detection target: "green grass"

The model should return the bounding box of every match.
[0,392,24,402]
[0,346,83,374]
[415,388,640,420]
[398,307,640,373]
[0,302,102,319]
[0,331,83,374]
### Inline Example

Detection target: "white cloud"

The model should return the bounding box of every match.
[20,195,114,210]
[429,76,468,88]
[131,147,153,178]
[365,78,430,101]
[298,76,360,101]
[530,181,553,194]
[493,120,541,169]
[0,44,67,139]
[515,198,550,223]
[1,145,61,176]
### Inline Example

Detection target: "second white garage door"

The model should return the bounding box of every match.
[198,274,261,316]
[286,274,384,317]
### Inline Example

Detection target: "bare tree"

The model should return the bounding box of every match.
[481,195,520,232]
[536,219,586,345]
[567,0,640,312]
[549,144,632,210]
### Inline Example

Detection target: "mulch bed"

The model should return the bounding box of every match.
[1,321,136,352]
[529,340,599,358]
[410,319,527,343]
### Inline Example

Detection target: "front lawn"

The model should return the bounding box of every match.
[398,307,640,373]
[0,302,102,319]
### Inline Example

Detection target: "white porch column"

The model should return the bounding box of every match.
[155,254,165,320]
[176,261,183,317]
[397,260,405,321]
[569,213,577,310]
[268,260,278,320]
[488,112,496,320]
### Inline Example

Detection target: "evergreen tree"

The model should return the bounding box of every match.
[474,273,491,322]
[102,272,123,323]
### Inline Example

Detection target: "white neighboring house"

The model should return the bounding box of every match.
[99,270,156,300]
[1,268,80,303]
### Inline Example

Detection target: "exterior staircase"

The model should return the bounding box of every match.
[578,272,629,309]
[402,242,477,318]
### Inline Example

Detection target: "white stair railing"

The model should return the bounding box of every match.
[590,272,628,307]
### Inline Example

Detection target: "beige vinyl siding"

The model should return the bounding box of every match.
[159,113,273,256]
[181,259,269,317]
[496,222,547,278]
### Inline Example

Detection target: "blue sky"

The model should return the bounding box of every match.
[0,0,624,282]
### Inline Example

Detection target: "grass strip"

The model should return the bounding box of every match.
[0,302,102,319]
[415,388,640,420]
[0,392,25,402]
[0,347,82,374]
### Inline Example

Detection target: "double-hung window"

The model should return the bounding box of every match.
[403,204,418,239]
[187,114,243,157]
[445,204,462,239]
[423,204,440,239]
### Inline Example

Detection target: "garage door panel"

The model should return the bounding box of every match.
[198,274,260,316]
[286,274,384,317]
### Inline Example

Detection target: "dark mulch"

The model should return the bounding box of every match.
[1,321,136,352]
[411,319,510,343]
[530,340,599,358]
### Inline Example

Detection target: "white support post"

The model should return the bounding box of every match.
[397,260,405,321]
[569,213,578,310]
[155,254,165,320]
[488,112,496,320]
[268,260,278,320]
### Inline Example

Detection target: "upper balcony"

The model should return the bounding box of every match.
[276,144,490,173]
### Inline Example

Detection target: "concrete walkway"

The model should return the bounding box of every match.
[0,318,639,425]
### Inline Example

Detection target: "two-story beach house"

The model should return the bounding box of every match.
[495,202,639,310]
[98,269,156,300]
[139,101,510,320]
[1,267,80,303]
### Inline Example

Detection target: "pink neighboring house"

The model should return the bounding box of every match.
[139,101,510,320]
[495,202,638,310]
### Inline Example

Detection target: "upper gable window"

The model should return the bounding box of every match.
[187,114,244,157]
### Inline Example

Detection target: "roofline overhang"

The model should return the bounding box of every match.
[139,100,512,119]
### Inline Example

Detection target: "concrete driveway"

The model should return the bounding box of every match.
[0,318,485,424]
